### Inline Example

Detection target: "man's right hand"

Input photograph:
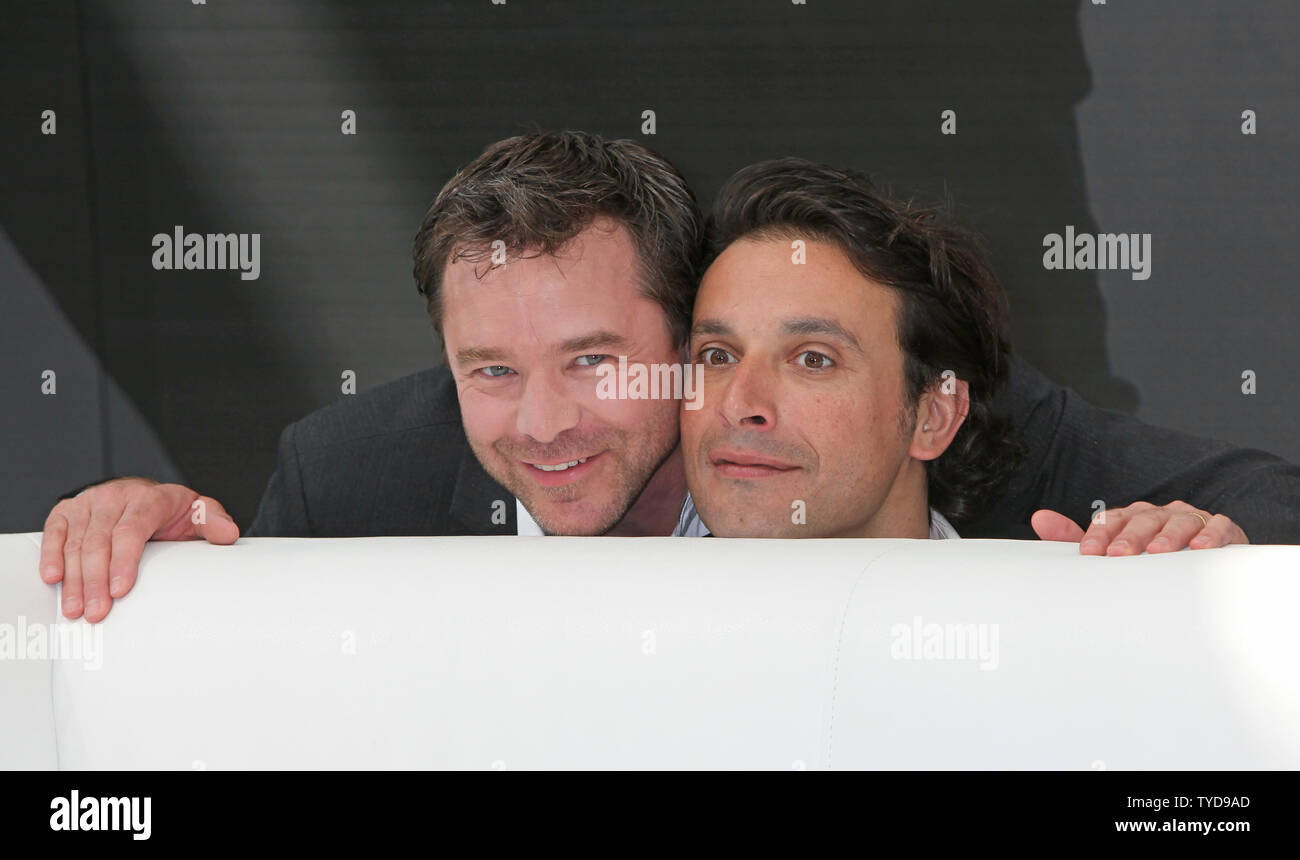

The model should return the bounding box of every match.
[39,477,240,622]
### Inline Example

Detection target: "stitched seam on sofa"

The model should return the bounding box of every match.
[825,544,912,771]
[49,647,61,770]
[25,533,62,769]
[22,533,61,768]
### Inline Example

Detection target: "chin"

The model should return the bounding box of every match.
[697,505,794,538]
[526,498,623,536]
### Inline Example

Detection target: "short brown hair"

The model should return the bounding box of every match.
[413,131,705,348]
[707,158,1025,524]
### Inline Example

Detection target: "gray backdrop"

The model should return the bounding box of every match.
[2,0,1296,531]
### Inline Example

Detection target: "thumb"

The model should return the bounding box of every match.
[1031,509,1085,542]
[151,485,240,544]
[188,496,241,545]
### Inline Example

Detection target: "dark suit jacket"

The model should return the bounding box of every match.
[242,356,1300,543]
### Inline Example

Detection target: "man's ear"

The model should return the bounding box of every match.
[908,376,971,462]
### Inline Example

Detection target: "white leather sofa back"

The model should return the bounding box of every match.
[2,532,1297,769]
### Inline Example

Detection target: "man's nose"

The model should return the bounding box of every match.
[515,371,582,443]
[719,359,777,429]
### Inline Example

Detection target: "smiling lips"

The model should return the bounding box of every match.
[709,448,800,479]
[531,457,589,472]
[522,452,603,486]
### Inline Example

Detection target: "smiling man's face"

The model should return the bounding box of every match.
[441,218,683,535]
[682,235,936,538]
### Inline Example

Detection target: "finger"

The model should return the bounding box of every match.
[39,509,70,584]
[1077,504,1146,555]
[80,499,126,623]
[1030,509,1085,542]
[1106,510,1170,556]
[190,496,241,545]
[1146,511,1209,553]
[107,495,168,600]
[60,506,91,619]
[1190,513,1247,549]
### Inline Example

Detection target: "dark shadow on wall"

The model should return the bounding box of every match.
[0,1,313,530]
[0,228,188,533]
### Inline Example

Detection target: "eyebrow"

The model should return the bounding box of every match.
[454,330,630,367]
[691,316,864,356]
[691,318,735,339]
[557,330,629,355]
[780,317,864,355]
[454,346,509,365]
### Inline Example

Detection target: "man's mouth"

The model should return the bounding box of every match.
[521,452,604,486]
[530,457,589,472]
[709,449,800,479]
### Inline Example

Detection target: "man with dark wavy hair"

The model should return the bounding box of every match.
[681,158,1023,538]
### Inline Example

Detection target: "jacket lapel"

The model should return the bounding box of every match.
[448,446,516,536]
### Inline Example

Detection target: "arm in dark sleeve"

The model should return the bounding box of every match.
[244,421,313,537]
[963,354,1300,544]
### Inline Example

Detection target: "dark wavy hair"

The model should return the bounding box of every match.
[706,158,1025,523]
[413,130,705,349]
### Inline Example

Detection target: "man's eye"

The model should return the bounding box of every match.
[796,351,834,370]
[699,347,736,366]
[479,365,515,378]
[573,354,609,367]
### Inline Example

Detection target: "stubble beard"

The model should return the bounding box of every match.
[473,415,680,536]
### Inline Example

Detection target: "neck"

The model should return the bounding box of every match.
[855,458,931,539]
[606,444,687,536]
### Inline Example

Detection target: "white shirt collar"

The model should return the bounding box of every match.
[516,498,545,536]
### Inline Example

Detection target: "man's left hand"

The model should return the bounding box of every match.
[1031,501,1249,555]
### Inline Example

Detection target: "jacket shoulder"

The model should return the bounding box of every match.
[291,365,462,452]
[278,365,487,536]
